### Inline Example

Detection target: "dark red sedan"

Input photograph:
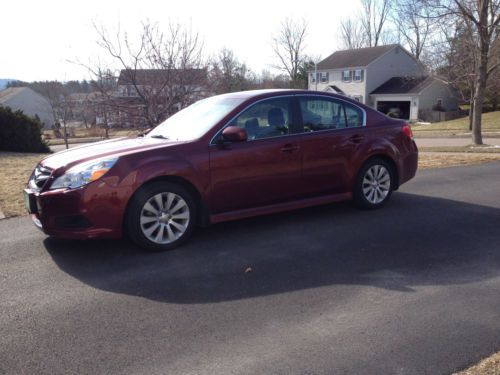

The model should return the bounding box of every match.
[25,90,418,251]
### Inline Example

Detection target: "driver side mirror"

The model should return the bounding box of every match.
[221,126,248,143]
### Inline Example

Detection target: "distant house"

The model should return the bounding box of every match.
[309,44,459,121]
[0,87,54,128]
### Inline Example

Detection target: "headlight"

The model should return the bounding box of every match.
[50,157,119,190]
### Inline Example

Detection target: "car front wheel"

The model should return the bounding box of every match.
[126,182,197,251]
[354,158,394,209]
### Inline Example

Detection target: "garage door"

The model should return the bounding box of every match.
[376,101,411,120]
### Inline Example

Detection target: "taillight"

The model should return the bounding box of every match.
[402,124,414,139]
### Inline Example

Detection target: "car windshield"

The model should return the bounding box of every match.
[147,95,245,141]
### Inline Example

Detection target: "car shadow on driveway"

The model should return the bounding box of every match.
[44,192,500,303]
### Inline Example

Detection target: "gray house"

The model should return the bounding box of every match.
[0,87,54,129]
[309,44,459,121]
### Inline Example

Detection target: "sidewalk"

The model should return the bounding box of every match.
[415,138,500,148]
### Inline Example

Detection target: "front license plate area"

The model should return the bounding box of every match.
[24,189,38,214]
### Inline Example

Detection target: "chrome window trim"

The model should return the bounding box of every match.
[296,93,367,127]
[209,93,367,145]
[209,95,297,145]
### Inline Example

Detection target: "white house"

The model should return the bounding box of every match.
[0,87,54,129]
[309,44,459,121]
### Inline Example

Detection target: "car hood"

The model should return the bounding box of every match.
[41,137,183,171]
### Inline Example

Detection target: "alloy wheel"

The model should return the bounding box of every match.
[361,165,391,204]
[139,192,190,244]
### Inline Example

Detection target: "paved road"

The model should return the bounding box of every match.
[1,163,500,375]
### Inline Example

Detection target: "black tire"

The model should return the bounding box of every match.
[353,158,394,209]
[126,182,197,252]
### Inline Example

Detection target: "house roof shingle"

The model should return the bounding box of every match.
[0,87,28,103]
[370,76,438,95]
[317,44,399,70]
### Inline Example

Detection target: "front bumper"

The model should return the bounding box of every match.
[24,182,128,240]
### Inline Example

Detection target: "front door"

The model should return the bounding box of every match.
[209,96,302,214]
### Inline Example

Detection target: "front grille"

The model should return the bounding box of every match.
[29,164,52,191]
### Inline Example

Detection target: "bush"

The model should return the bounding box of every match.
[0,106,50,152]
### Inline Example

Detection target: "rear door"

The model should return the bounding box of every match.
[295,95,367,197]
[209,96,303,214]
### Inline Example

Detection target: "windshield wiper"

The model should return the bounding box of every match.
[150,134,169,139]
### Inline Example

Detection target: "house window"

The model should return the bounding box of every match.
[310,73,316,83]
[354,69,363,82]
[320,72,329,83]
[342,70,351,82]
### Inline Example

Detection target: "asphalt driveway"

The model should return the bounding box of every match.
[1,163,500,374]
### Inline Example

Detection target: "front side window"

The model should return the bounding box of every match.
[320,72,329,83]
[298,97,347,131]
[227,97,294,140]
[342,70,352,82]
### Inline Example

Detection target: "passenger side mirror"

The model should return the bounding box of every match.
[221,126,247,142]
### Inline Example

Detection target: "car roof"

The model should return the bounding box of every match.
[215,89,354,103]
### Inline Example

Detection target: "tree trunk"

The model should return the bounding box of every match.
[470,0,491,146]
[103,108,109,139]
[62,119,69,150]
[468,99,474,131]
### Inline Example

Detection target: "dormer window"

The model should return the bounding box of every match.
[342,70,351,82]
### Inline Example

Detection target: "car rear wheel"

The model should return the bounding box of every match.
[354,158,394,209]
[126,182,197,251]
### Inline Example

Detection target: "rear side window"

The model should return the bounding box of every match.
[298,97,347,131]
[297,96,365,132]
[345,104,363,127]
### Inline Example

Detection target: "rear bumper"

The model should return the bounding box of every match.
[399,140,418,186]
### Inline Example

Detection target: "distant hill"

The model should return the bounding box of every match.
[0,79,16,90]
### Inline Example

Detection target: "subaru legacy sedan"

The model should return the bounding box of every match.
[25,90,418,251]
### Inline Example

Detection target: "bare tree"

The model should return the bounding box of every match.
[339,19,366,49]
[31,81,73,148]
[391,0,434,60]
[272,18,308,87]
[338,0,394,49]
[360,0,393,47]
[80,21,207,129]
[208,48,254,94]
[430,0,500,144]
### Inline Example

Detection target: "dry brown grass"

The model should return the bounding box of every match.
[0,152,49,217]
[419,152,500,169]
[453,352,500,375]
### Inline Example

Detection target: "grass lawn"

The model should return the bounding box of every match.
[453,352,500,374]
[0,152,49,217]
[413,111,500,134]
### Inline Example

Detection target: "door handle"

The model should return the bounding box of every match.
[348,134,364,144]
[280,144,300,153]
